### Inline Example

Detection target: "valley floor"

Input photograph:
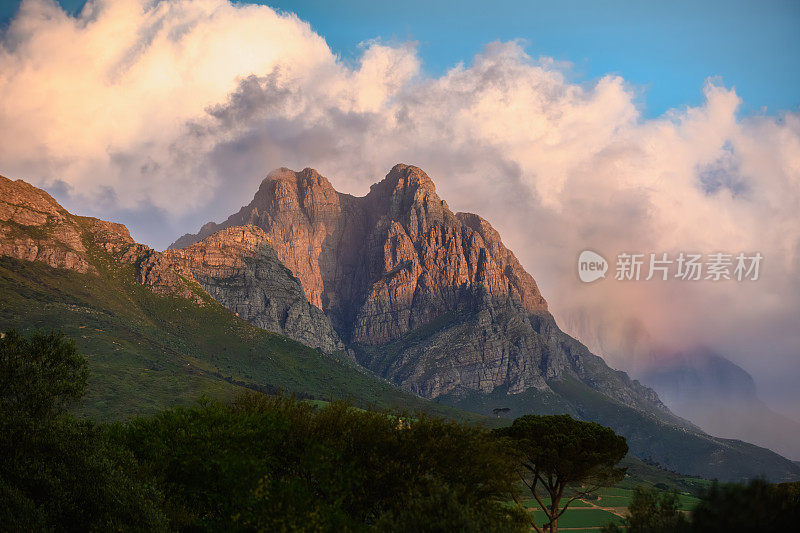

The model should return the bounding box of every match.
[518,485,702,532]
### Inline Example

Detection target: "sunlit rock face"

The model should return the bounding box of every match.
[171,164,668,412]
[0,174,202,303]
[165,225,344,353]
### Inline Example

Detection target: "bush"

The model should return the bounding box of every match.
[119,391,526,531]
[602,486,689,533]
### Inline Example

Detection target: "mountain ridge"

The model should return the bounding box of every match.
[4,170,800,481]
[171,164,660,407]
[642,348,800,461]
[0,173,482,422]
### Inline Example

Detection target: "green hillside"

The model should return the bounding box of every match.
[437,377,800,482]
[0,249,476,422]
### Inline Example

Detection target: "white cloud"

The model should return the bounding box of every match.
[2,0,799,420]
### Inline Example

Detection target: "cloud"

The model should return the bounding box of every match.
[2,0,799,422]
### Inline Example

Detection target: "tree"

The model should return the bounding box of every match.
[121,391,527,531]
[0,329,87,420]
[497,414,628,533]
[601,486,689,533]
[0,330,166,531]
[690,478,800,532]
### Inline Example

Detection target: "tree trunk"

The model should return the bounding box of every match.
[550,495,561,533]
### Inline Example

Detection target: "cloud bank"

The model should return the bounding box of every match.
[2,1,799,424]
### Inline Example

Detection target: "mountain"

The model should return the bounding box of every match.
[561,311,800,462]
[172,164,800,482]
[164,225,345,353]
[172,166,654,405]
[0,174,478,422]
[641,348,800,461]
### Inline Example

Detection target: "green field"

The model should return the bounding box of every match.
[517,484,703,532]
[513,459,709,532]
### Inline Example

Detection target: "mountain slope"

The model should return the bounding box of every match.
[0,174,478,422]
[172,164,800,482]
[164,225,345,353]
[641,349,800,461]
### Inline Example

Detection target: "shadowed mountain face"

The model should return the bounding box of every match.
[641,348,800,461]
[562,311,800,461]
[164,226,345,353]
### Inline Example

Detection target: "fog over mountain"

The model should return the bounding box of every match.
[1,0,799,429]
[642,349,800,461]
[564,312,800,460]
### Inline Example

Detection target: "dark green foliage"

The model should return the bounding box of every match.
[119,392,527,531]
[498,414,628,533]
[690,478,800,532]
[375,479,527,532]
[0,330,167,531]
[604,480,800,532]
[0,329,87,419]
[602,486,689,533]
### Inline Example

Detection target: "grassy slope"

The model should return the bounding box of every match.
[0,248,479,422]
[437,376,800,482]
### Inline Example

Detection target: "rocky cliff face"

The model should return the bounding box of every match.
[173,166,547,335]
[1,175,96,273]
[164,226,344,353]
[172,164,668,415]
[0,175,343,353]
[0,175,201,303]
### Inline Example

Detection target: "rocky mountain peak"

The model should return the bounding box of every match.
[1,174,100,273]
[368,164,435,197]
[175,165,640,403]
[366,164,446,222]
[253,167,338,213]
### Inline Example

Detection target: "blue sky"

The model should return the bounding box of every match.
[2,0,798,117]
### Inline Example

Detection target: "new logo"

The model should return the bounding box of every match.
[578,250,608,283]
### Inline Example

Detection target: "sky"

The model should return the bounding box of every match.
[3,0,798,118]
[0,0,798,428]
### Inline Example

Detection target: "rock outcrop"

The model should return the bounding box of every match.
[164,226,344,353]
[0,175,95,273]
[171,164,667,415]
[0,175,201,302]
